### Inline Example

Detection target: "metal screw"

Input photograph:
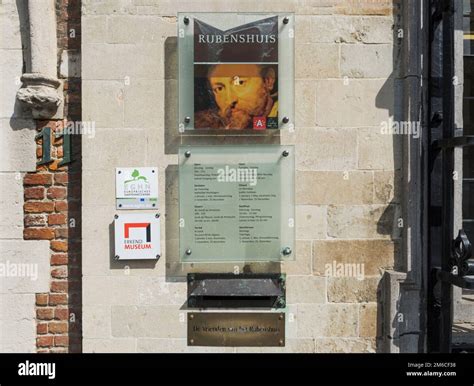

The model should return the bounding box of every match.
[277,298,286,308]
[282,247,292,255]
[283,16,289,24]
[152,169,155,173]
[152,203,156,207]
[183,16,190,25]
[279,339,284,346]
[279,314,284,320]
[189,314,194,320]
[184,116,191,124]
[155,213,160,218]
[189,339,194,345]
[185,150,191,158]
[186,248,192,255]
[156,254,160,259]
[282,150,289,157]
[282,116,289,124]
[114,214,119,219]
[118,204,122,208]
[118,170,122,174]
[114,255,120,260]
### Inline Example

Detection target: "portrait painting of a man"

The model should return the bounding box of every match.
[192,16,279,131]
[194,63,278,130]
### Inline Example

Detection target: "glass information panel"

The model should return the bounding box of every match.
[179,145,295,262]
[178,13,294,132]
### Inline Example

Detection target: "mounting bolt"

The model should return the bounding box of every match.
[279,339,284,346]
[185,150,191,158]
[114,255,120,260]
[279,314,284,320]
[152,169,155,173]
[184,116,191,124]
[114,214,119,219]
[152,203,156,207]
[189,314,194,320]
[118,204,122,208]
[283,16,289,24]
[282,150,289,157]
[282,116,289,124]
[118,170,122,174]
[189,339,194,345]
[155,213,160,218]
[277,298,286,308]
[282,247,292,256]
[183,16,190,25]
[185,248,192,255]
[156,254,160,259]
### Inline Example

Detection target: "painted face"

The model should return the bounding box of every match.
[208,64,275,129]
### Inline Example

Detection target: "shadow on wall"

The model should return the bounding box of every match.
[375,1,418,353]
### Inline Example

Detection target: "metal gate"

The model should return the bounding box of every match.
[427,0,474,353]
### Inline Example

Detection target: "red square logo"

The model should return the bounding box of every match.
[253,117,266,130]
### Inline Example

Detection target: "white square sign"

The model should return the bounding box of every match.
[115,167,158,209]
[114,213,161,260]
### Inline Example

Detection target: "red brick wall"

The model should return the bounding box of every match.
[23,0,82,353]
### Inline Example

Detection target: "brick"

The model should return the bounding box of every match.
[296,171,374,205]
[359,303,378,338]
[55,201,68,211]
[327,204,402,239]
[24,187,45,199]
[36,294,49,306]
[24,173,52,185]
[24,202,55,213]
[54,336,69,347]
[328,277,380,303]
[55,308,70,321]
[51,267,68,279]
[49,347,68,353]
[49,293,68,305]
[54,173,68,185]
[49,322,69,334]
[23,228,55,240]
[51,254,68,265]
[47,187,67,200]
[51,240,68,252]
[37,336,54,347]
[313,240,397,276]
[25,215,46,227]
[55,228,69,238]
[37,323,48,335]
[48,213,67,225]
[37,308,54,320]
[298,304,359,338]
[51,280,69,293]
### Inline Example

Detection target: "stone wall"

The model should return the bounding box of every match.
[0,0,50,352]
[81,0,401,352]
[30,0,83,353]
